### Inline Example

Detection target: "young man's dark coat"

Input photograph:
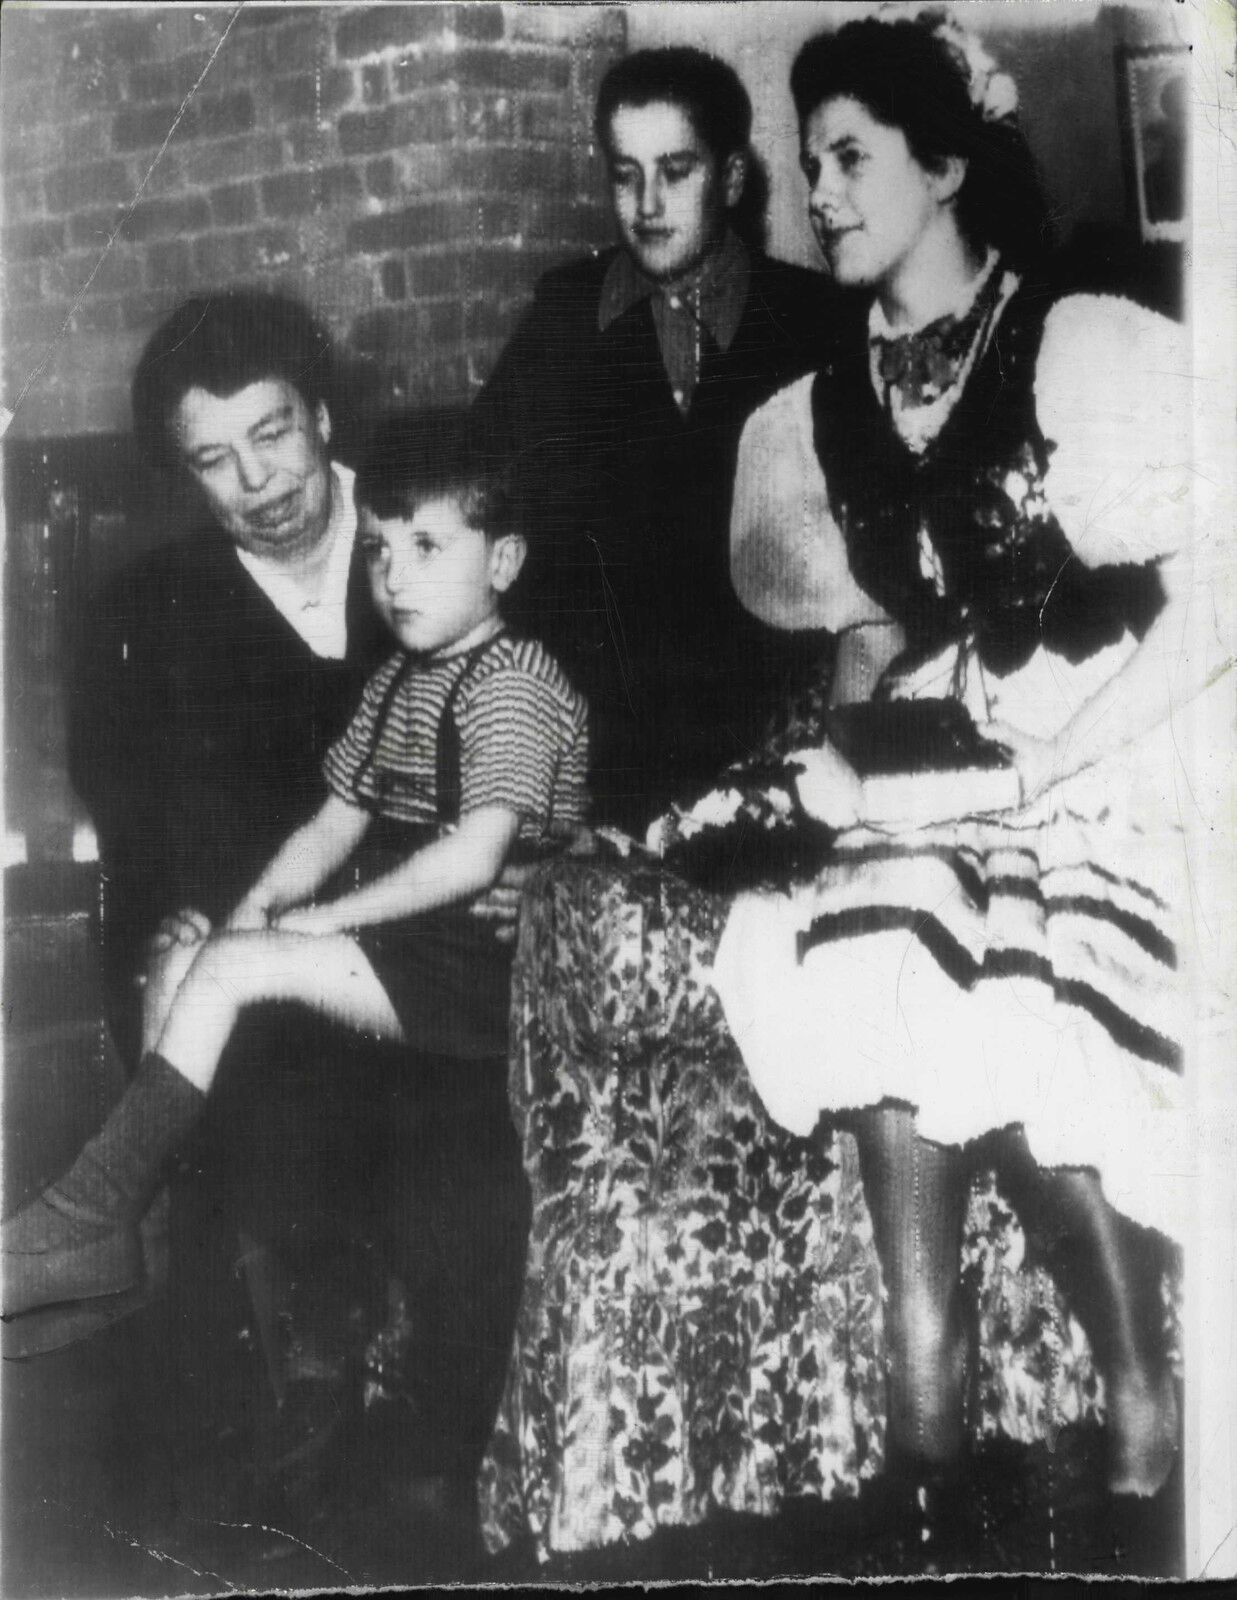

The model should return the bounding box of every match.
[472,247,844,830]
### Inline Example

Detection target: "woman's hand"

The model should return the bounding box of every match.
[981,720,1063,809]
[787,741,866,829]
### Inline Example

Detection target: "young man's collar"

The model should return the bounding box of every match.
[599,229,751,352]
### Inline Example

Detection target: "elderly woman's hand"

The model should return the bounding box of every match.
[146,906,212,958]
[787,741,866,829]
[469,858,538,945]
[470,825,599,946]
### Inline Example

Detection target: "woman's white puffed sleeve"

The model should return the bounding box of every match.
[1036,295,1199,568]
[730,375,888,633]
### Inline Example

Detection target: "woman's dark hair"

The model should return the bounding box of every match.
[595,46,753,163]
[732,149,770,253]
[790,17,1052,269]
[132,289,337,474]
[355,411,519,544]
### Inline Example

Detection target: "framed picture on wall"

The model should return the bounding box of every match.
[1119,44,1189,243]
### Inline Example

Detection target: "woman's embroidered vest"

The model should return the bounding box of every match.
[811,282,1164,677]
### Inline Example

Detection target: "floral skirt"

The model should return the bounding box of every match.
[477,856,1114,1559]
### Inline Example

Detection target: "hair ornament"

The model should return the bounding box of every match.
[874,4,1019,123]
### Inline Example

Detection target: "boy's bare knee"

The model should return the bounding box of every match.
[192,931,263,992]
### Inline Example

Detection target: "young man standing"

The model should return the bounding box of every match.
[472,48,847,831]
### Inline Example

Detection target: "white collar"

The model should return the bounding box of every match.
[236,461,357,660]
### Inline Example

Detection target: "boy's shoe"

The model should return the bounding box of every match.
[3,1049,201,1326]
[2,1280,155,1360]
[2,1192,144,1319]
[2,1188,170,1359]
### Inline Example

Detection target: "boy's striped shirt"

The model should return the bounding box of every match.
[324,634,589,842]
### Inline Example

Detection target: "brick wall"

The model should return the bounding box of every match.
[1,3,626,439]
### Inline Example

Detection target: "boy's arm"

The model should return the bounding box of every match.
[229,795,372,929]
[274,805,521,936]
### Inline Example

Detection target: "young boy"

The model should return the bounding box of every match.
[4,416,589,1325]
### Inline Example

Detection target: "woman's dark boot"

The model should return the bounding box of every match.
[3,1052,203,1321]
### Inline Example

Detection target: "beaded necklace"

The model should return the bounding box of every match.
[868,256,1014,455]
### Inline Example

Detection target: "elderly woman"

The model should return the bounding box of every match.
[717,8,1222,1504]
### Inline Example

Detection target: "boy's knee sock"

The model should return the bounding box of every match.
[9,1052,205,1241]
[4,1052,206,1316]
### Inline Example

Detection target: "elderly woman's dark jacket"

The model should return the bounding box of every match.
[69,523,387,1042]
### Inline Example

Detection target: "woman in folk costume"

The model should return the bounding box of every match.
[717,8,1227,1507]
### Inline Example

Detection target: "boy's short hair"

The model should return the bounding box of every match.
[132,289,336,474]
[594,47,752,163]
[356,411,519,543]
